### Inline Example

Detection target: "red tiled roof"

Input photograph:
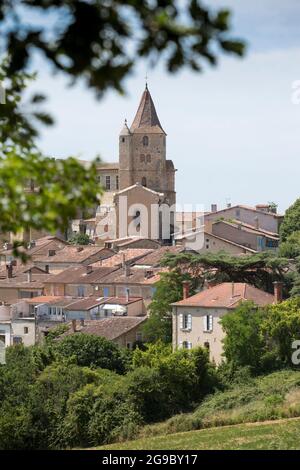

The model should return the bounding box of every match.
[64,317,146,340]
[43,265,119,284]
[134,246,188,266]
[172,282,275,308]
[34,245,113,263]
[92,249,154,267]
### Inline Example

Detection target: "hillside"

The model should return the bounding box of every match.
[95,369,300,449]
[98,417,300,450]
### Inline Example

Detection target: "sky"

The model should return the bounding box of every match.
[27,0,300,214]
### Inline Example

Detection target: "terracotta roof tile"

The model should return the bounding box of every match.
[63,317,146,340]
[172,282,275,308]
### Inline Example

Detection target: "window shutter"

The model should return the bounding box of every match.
[179,314,183,330]
[188,314,192,330]
[203,315,207,332]
[209,315,213,331]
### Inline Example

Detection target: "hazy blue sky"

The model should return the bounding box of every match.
[29,0,300,213]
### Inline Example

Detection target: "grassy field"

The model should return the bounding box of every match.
[97,417,300,450]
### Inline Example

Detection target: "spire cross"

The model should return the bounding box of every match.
[145,72,148,89]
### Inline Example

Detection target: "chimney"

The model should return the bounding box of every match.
[86,265,93,274]
[48,249,56,257]
[6,263,13,279]
[121,252,126,268]
[126,288,130,303]
[182,281,190,300]
[273,281,283,304]
[71,319,77,332]
[124,263,131,277]
[231,281,235,297]
[227,203,231,208]
[254,216,259,230]
[211,204,217,213]
[27,270,32,283]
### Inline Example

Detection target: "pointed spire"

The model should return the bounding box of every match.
[120,117,131,136]
[130,86,165,134]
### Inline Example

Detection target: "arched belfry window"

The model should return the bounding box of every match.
[142,177,147,187]
[143,136,149,147]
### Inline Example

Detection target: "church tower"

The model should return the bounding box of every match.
[118,85,176,207]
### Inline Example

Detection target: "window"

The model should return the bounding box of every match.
[24,327,29,334]
[140,154,145,162]
[182,341,192,349]
[121,137,125,142]
[104,224,108,232]
[13,337,23,345]
[97,175,101,183]
[204,342,210,350]
[180,313,192,331]
[116,175,119,189]
[77,286,85,297]
[203,315,213,332]
[146,154,151,163]
[141,177,147,187]
[105,175,111,190]
[103,287,109,297]
[142,136,149,146]
[136,332,143,342]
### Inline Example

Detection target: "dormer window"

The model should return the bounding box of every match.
[143,136,149,147]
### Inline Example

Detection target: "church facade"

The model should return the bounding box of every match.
[82,85,176,243]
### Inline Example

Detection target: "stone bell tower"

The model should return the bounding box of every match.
[118,85,176,208]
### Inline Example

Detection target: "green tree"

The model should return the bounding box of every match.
[0,60,101,257]
[279,231,300,259]
[68,233,91,245]
[53,333,129,373]
[280,198,300,241]
[221,302,267,373]
[162,251,290,294]
[262,297,300,365]
[144,270,196,343]
[2,1,245,97]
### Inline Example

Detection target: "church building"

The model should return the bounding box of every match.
[83,85,176,243]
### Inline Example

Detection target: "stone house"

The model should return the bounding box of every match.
[43,265,119,297]
[211,220,279,252]
[174,230,257,254]
[172,282,280,364]
[204,204,283,234]
[63,316,147,349]
[33,245,114,273]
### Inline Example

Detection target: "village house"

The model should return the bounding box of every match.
[0,235,68,267]
[0,265,51,304]
[63,316,147,349]
[172,281,281,364]
[91,265,163,307]
[210,220,279,252]
[43,265,119,297]
[204,204,283,234]
[174,230,257,255]
[33,245,114,273]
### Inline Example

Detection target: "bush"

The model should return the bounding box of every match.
[53,333,129,373]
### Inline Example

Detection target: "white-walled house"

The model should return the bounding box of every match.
[172,282,279,364]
